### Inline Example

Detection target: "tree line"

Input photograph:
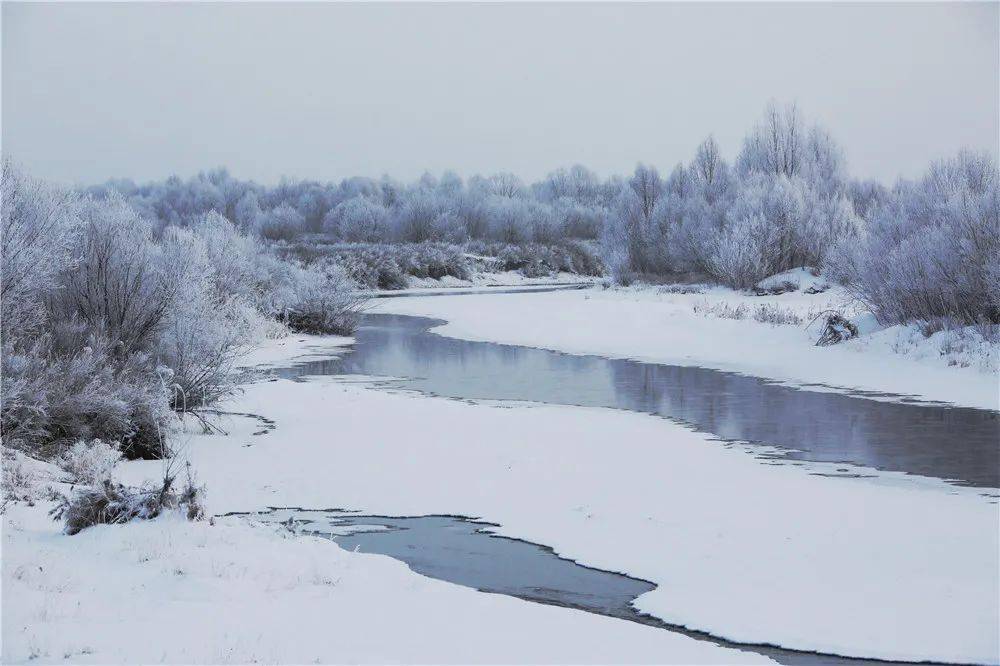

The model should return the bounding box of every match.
[87,102,998,328]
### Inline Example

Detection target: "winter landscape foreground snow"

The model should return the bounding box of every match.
[5,294,998,665]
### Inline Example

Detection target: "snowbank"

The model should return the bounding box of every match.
[376,270,602,296]
[374,286,999,410]
[236,332,353,370]
[4,503,762,664]
[111,368,998,664]
[6,309,997,664]
[754,267,829,293]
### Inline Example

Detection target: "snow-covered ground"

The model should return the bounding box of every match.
[113,367,996,664]
[5,291,998,665]
[2,335,768,666]
[4,500,763,665]
[374,284,999,411]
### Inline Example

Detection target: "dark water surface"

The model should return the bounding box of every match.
[274,313,1000,488]
[242,508,944,666]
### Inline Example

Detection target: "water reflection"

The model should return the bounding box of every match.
[273,314,1000,488]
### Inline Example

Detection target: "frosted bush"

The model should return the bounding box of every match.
[707,214,783,289]
[2,447,40,510]
[0,160,80,342]
[156,226,264,407]
[393,193,446,242]
[691,299,810,327]
[282,262,364,335]
[326,196,389,242]
[828,151,999,327]
[257,203,305,241]
[0,334,173,459]
[53,193,177,355]
[55,440,123,485]
[50,462,205,535]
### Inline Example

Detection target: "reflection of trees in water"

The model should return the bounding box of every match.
[276,314,1000,488]
[607,360,997,486]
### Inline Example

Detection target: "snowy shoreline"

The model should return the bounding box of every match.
[5,300,998,665]
[2,334,772,666]
[373,283,999,411]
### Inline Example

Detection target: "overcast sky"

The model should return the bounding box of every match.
[2,2,997,187]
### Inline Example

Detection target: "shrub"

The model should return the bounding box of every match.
[55,439,123,485]
[313,242,472,289]
[691,300,807,326]
[52,193,178,355]
[258,204,306,241]
[49,462,205,535]
[0,160,80,343]
[154,225,267,408]
[706,214,783,289]
[751,304,804,326]
[658,284,707,295]
[282,262,365,335]
[465,240,603,277]
[828,151,999,327]
[2,447,41,511]
[1,333,173,459]
[325,196,389,242]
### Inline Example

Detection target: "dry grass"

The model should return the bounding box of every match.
[49,461,205,535]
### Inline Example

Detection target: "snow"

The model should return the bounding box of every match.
[394,270,602,293]
[236,333,353,369]
[373,285,999,411]
[5,292,998,665]
[755,267,829,293]
[4,504,765,665]
[114,363,999,663]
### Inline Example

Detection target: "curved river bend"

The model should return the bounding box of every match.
[258,310,998,666]
[275,313,999,489]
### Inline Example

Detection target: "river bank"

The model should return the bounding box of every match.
[4,300,998,664]
[1,334,769,666]
[373,284,999,411]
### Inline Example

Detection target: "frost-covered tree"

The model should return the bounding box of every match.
[829,151,1000,326]
[628,163,664,222]
[720,103,858,282]
[326,196,390,242]
[393,192,446,242]
[55,194,178,355]
[487,172,525,198]
[736,102,805,179]
[257,203,305,241]
[553,197,603,239]
[233,191,262,231]
[601,164,671,281]
[1,160,80,338]
[707,213,784,289]
[155,226,261,407]
[485,196,534,244]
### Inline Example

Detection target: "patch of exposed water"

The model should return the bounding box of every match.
[235,508,955,666]
[251,308,995,665]
[272,313,1000,489]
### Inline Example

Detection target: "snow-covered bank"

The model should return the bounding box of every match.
[112,351,999,664]
[373,286,999,411]
[2,335,768,665]
[6,321,998,664]
[373,282,594,298]
[403,269,603,291]
[4,503,764,665]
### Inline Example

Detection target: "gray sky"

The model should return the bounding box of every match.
[2,2,997,187]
